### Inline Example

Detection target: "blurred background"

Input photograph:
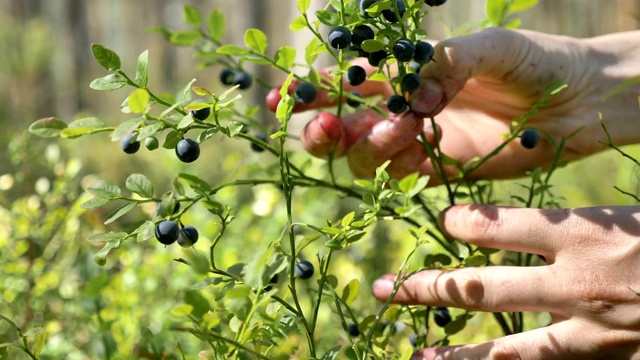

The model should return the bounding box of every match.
[0,1,639,359]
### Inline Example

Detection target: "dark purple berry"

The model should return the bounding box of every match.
[414,41,435,64]
[393,38,415,62]
[387,95,408,114]
[155,220,180,245]
[190,99,211,121]
[264,274,279,291]
[368,50,387,67]
[328,26,352,49]
[382,0,406,22]
[120,133,140,154]
[175,138,200,163]
[294,260,315,279]
[409,334,417,347]
[294,82,318,104]
[433,307,452,327]
[178,225,199,248]
[346,65,367,86]
[425,0,447,6]
[232,72,252,90]
[346,91,363,108]
[401,73,421,93]
[251,134,267,153]
[220,68,236,85]
[520,129,540,149]
[359,0,378,17]
[347,323,360,337]
[351,25,375,48]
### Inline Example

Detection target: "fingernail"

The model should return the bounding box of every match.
[372,278,394,295]
[409,80,444,116]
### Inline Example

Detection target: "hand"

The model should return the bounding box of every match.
[372,204,640,359]
[267,28,640,183]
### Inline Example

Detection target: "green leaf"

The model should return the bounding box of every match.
[297,0,311,13]
[111,118,144,141]
[91,43,121,71]
[341,211,355,228]
[270,131,287,139]
[216,45,249,56]
[485,0,509,25]
[170,30,202,46]
[227,121,244,137]
[320,346,341,360]
[87,232,128,243]
[60,127,93,139]
[80,196,110,209]
[305,38,321,65]
[88,180,122,199]
[315,9,340,26]
[93,240,122,266]
[361,39,385,53]
[128,88,149,114]
[244,28,268,54]
[171,304,194,317]
[183,5,201,27]
[90,73,127,90]
[290,15,307,32]
[341,279,360,306]
[275,46,296,70]
[135,221,155,243]
[509,0,539,13]
[136,122,163,140]
[179,173,212,193]
[398,172,418,194]
[464,254,488,267]
[163,130,182,149]
[104,201,137,225]
[184,290,210,318]
[69,117,105,129]
[134,50,149,87]
[34,332,46,356]
[23,327,43,337]
[225,286,252,321]
[207,10,225,41]
[125,173,154,198]
[444,316,467,335]
[29,117,68,138]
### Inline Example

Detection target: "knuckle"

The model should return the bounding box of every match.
[489,342,523,360]
[466,205,502,243]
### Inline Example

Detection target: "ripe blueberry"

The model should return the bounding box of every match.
[157,201,180,217]
[190,100,211,121]
[392,38,415,62]
[351,24,375,48]
[155,220,180,245]
[232,71,252,90]
[414,41,435,64]
[120,133,140,154]
[347,323,360,337]
[382,0,406,22]
[359,0,378,17]
[368,50,387,67]
[346,91,363,108]
[294,260,315,279]
[433,307,452,327]
[251,134,267,153]
[520,129,540,149]
[409,334,417,347]
[401,73,421,93]
[387,95,408,114]
[425,0,447,6]
[346,65,367,86]
[328,26,352,50]
[144,136,159,151]
[264,274,279,291]
[178,225,199,248]
[175,138,200,163]
[293,82,318,104]
[220,68,236,85]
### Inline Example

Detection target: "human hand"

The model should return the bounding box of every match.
[267,28,640,183]
[372,204,640,359]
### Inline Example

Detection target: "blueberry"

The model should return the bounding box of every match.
[351,25,375,48]
[409,334,417,347]
[232,71,252,90]
[382,0,406,22]
[346,65,367,86]
[346,91,363,108]
[401,73,421,93]
[220,68,236,85]
[294,260,315,279]
[293,82,318,104]
[393,38,415,62]
[177,225,199,248]
[433,307,452,327]
[175,138,200,163]
[190,99,211,121]
[264,274,279,291]
[328,26,352,50]
[120,133,140,154]
[157,201,180,217]
[520,129,540,149]
[155,220,180,245]
[425,0,447,6]
[251,134,267,153]
[347,323,360,337]
[144,136,159,151]
[414,41,435,64]
[359,0,378,17]
[387,95,408,114]
[368,50,387,67]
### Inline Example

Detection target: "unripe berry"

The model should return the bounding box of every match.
[120,133,140,154]
[144,136,159,151]
[175,138,200,163]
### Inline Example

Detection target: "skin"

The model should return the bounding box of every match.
[266,28,640,359]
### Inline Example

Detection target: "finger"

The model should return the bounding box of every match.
[266,58,393,113]
[347,112,428,178]
[372,266,565,314]
[439,205,560,256]
[410,320,591,360]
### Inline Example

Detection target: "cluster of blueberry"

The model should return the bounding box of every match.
[154,202,199,248]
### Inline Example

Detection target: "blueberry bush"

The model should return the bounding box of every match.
[14,0,607,358]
